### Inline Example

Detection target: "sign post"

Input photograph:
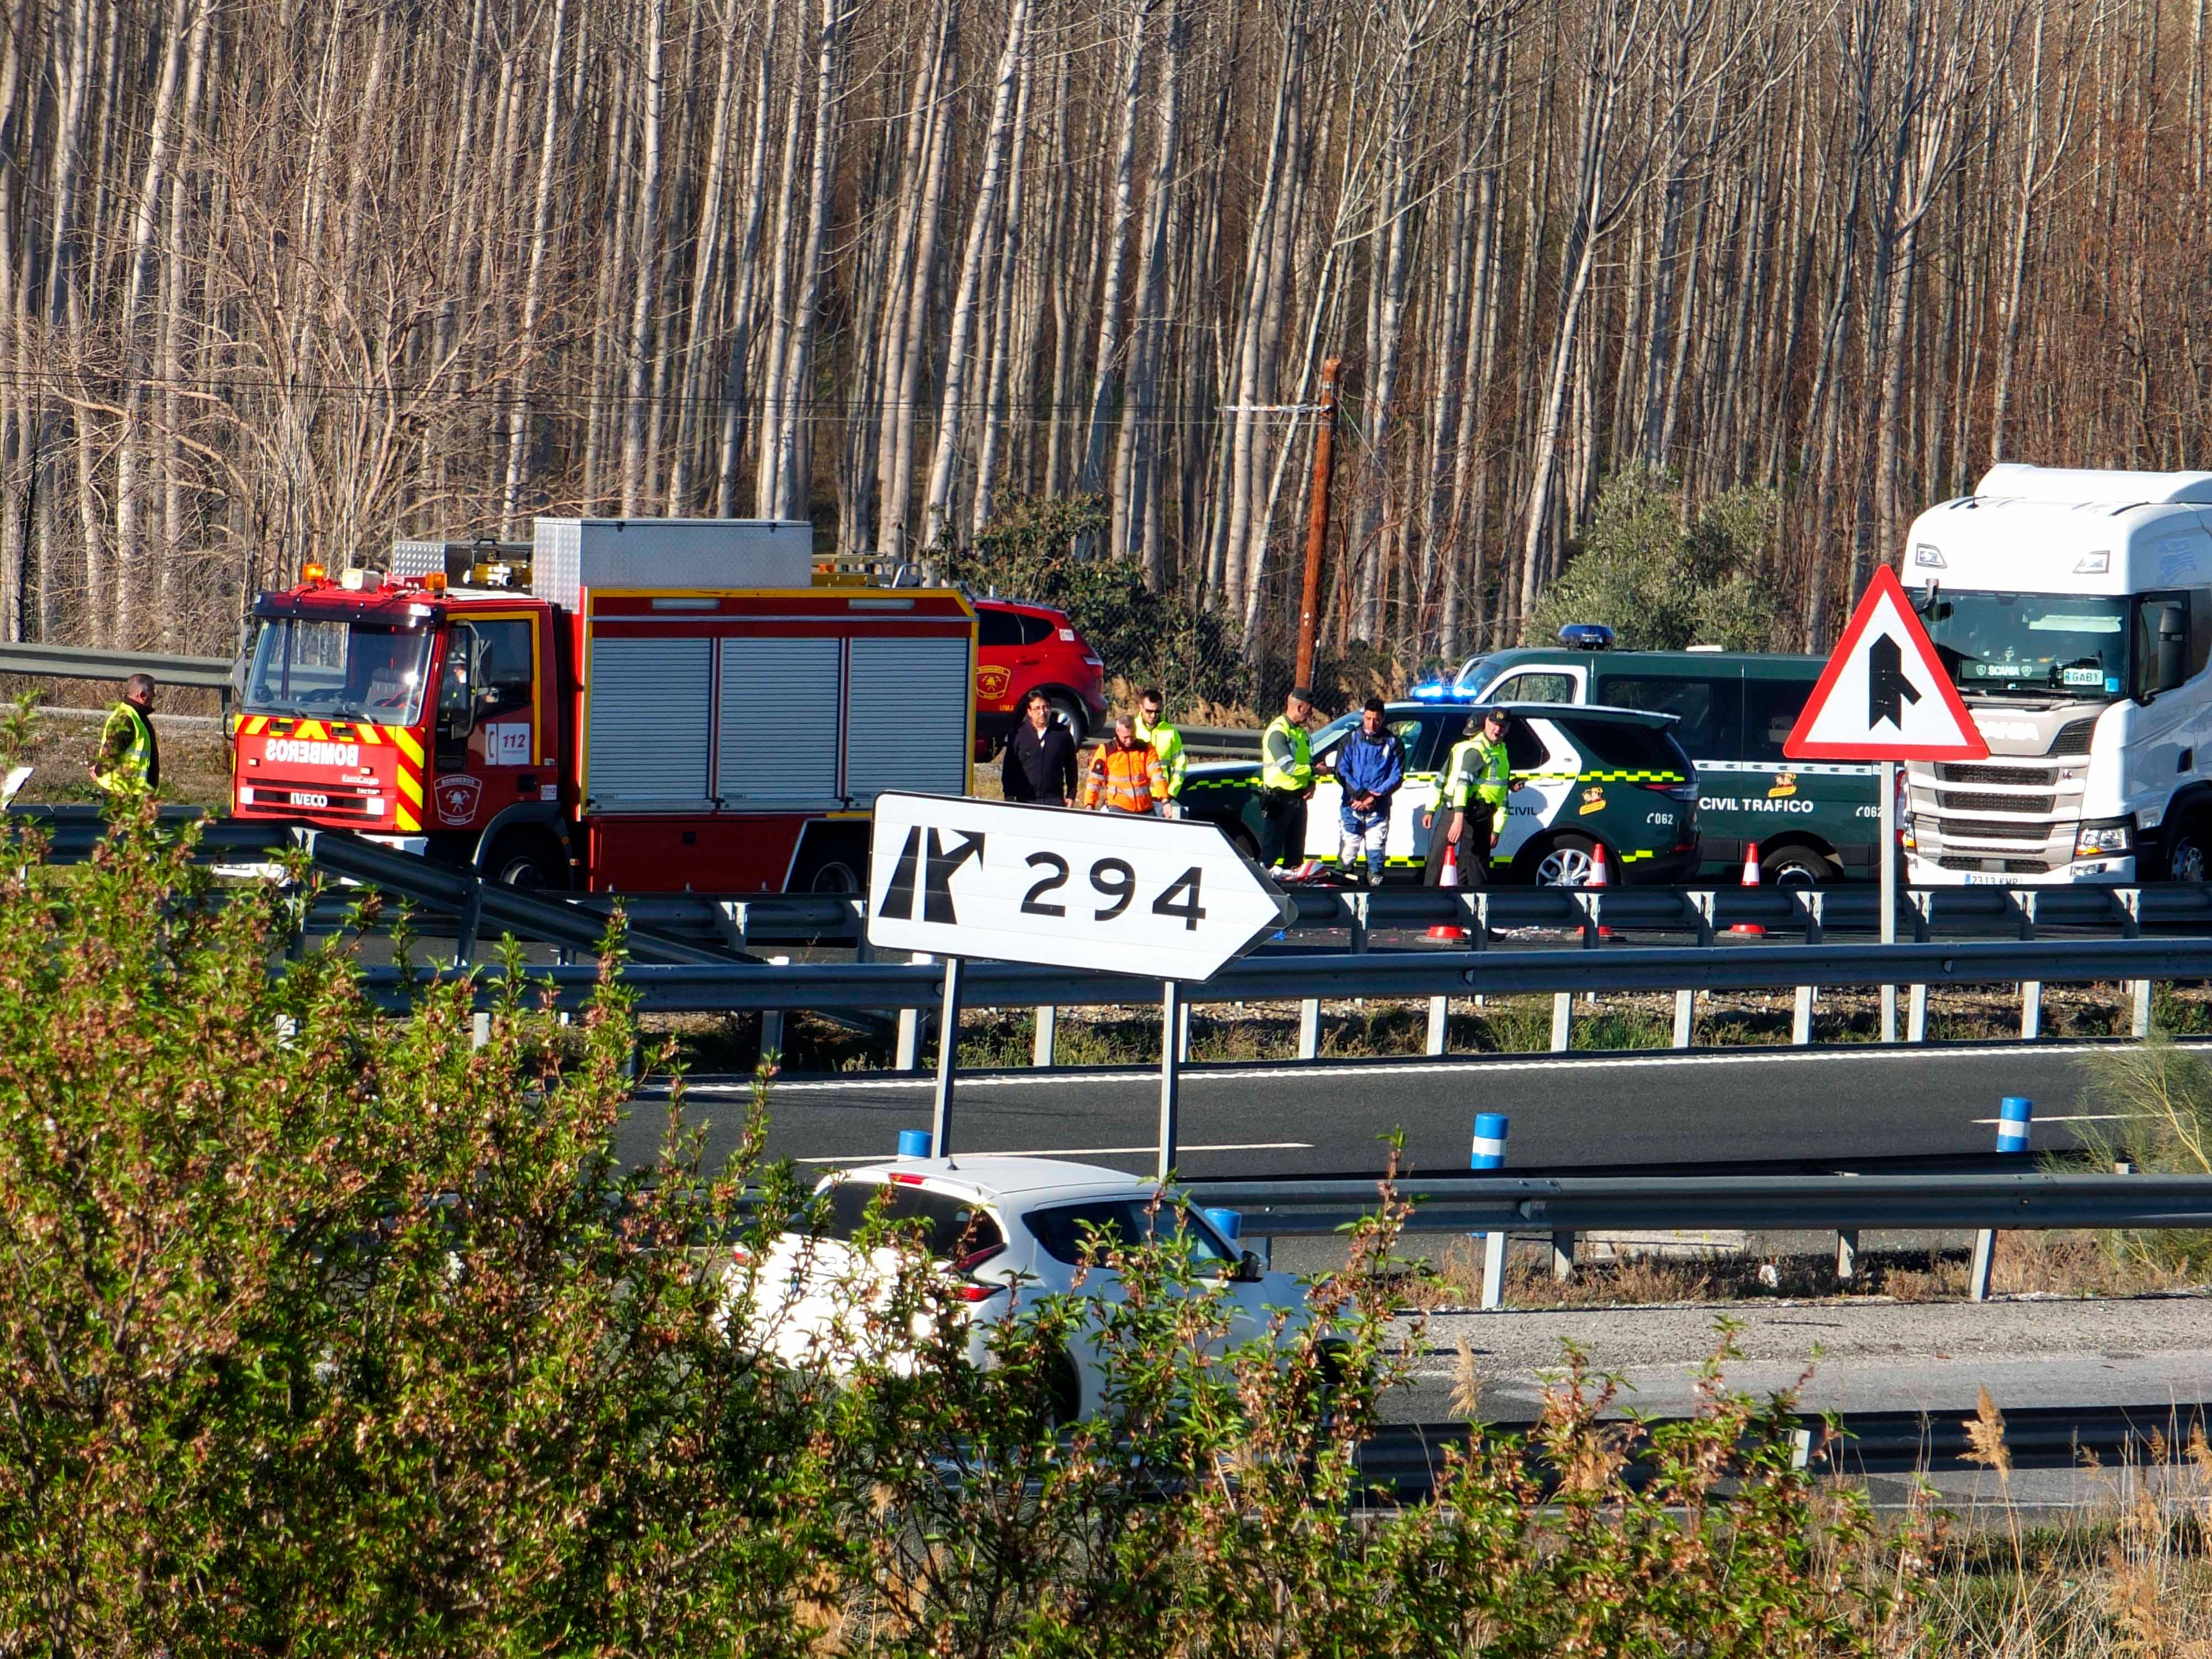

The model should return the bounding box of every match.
[1785,565,1987,1041]
[867,793,1287,1167]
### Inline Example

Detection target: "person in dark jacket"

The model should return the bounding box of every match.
[1333,697,1404,885]
[1002,690,1078,806]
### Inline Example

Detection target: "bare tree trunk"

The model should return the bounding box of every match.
[923,0,1032,549]
[1077,0,1151,506]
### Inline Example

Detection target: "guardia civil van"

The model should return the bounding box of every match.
[1901,464,2212,885]
[1438,634,1883,885]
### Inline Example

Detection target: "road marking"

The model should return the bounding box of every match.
[675,1041,2122,1095]
[792,1139,1314,1164]
[1969,1113,2123,1124]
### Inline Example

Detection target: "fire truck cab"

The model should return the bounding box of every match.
[231,519,978,895]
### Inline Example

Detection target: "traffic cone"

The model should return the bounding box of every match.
[1727,840,1765,936]
[1428,836,1466,941]
[1587,840,1612,938]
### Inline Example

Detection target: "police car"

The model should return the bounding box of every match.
[1178,698,1702,885]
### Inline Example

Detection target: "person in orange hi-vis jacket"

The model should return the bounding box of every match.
[1083,716,1169,813]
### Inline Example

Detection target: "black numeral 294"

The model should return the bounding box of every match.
[1021,853,1208,930]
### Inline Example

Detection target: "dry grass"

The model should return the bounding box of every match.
[1914,1422,2212,1657]
[1399,1229,2205,1312]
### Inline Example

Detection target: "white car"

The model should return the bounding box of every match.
[729,1156,1326,1421]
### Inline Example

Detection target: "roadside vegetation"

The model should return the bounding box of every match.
[22,807,2142,1655]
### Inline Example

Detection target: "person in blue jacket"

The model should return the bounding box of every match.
[1334,697,1405,886]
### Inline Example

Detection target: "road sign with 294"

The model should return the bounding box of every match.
[865,792,1288,982]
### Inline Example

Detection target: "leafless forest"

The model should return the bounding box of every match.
[0,0,2204,666]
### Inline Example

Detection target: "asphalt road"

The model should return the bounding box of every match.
[622,1040,2121,1180]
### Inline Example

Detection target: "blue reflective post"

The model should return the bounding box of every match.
[1972,1097,2034,1299]
[1473,1111,1510,1307]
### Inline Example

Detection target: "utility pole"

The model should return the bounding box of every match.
[1293,358,1342,691]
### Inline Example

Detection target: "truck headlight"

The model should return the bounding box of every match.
[2075,818,2133,857]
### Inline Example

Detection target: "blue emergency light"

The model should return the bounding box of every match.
[1558,623,1615,650]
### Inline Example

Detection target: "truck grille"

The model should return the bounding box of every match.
[1938,791,2056,815]
[1939,762,2059,787]
[2048,718,2096,756]
[1938,817,2049,842]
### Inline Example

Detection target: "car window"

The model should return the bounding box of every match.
[1493,671,1576,703]
[977,609,1025,648]
[1595,675,1741,760]
[1504,724,1550,771]
[816,1179,1004,1260]
[1019,613,1058,646]
[1740,676,1816,763]
[1025,1198,1236,1267]
[1561,718,1690,774]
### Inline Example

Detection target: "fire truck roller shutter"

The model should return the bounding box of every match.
[719,637,841,806]
[586,636,714,810]
[843,636,970,802]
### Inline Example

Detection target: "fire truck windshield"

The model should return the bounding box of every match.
[242,619,432,724]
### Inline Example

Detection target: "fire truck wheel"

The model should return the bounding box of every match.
[483,830,569,891]
[805,857,862,895]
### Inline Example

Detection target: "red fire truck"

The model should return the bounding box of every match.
[230,519,976,894]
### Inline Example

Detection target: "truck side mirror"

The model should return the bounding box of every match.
[2159,603,2189,692]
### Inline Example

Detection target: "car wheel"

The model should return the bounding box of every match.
[1535,833,1598,888]
[2168,816,2211,883]
[1760,845,1835,889]
[1047,693,1088,747]
[1041,1348,1083,1428]
[483,830,567,890]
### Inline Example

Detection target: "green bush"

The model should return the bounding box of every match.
[946,494,1251,713]
[1533,465,1783,651]
[1,810,1922,1654]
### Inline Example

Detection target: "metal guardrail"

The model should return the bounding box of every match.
[0,639,233,693]
[1177,1171,2212,1237]
[718,880,2212,948]
[1180,724,1261,760]
[345,933,2212,1015]
[1360,1401,2212,1494]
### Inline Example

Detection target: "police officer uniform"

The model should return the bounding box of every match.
[1425,711,1513,886]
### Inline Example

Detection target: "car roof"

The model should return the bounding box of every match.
[1389,697,1679,729]
[819,1156,1162,1206]
[1466,646,1822,681]
[973,596,1069,620]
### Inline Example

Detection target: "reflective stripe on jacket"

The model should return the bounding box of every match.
[1434,733,1510,821]
[1134,716,1186,795]
[93,702,158,794]
[1084,739,1167,812]
[1260,716,1312,792]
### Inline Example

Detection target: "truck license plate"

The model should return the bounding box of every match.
[1963,872,2011,885]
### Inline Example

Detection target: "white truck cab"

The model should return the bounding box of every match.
[1902,463,2212,885]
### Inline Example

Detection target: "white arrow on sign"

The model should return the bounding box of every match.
[1785,565,1989,761]
[866,792,1287,981]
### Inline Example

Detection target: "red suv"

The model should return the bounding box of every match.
[973,599,1108,754]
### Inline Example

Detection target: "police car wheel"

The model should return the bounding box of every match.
[1760,846,1833,889]
[1535,835,1598,888]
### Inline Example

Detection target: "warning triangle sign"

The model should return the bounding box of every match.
[1786,565,1989,761]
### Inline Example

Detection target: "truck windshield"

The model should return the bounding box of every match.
[242,619,432,724]
[1921,591,2129,699]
